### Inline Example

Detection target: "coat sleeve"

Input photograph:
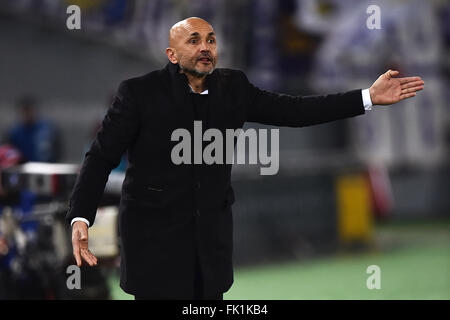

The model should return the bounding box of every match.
[242,72,366,127]
[66,81,141,227]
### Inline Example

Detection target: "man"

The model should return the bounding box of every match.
[66,17,424,300]
[8,96,61,163]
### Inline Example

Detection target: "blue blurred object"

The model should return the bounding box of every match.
[8,119,60,163]
[103,0,128,25]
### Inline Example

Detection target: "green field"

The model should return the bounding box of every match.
[109,220,450,300]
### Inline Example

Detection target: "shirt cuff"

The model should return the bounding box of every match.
[361,88,373,111]
[71,217,90,228]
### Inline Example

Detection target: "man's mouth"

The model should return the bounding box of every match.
[198,57,212,64]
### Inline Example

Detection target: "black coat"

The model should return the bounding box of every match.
[66,62,365,298]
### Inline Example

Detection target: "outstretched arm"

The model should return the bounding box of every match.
[244,70,424,127]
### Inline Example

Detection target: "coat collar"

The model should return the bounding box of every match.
[166,61,217,92]
[164,62,225,132]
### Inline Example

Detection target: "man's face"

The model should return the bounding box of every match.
[167,18,218,77]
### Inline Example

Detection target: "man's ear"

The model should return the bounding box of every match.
[166,48,178,64]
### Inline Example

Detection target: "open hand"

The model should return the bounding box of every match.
[369,70,424,105]
[72,221,98,267]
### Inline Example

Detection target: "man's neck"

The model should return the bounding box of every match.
[180,70,207,94]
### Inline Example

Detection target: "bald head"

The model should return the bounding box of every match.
[169,17,213,47]
[166,17,218,77]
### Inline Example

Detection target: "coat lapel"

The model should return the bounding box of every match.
[166,62,195,133]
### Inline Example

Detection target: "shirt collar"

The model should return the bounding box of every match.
[188,84,209,95]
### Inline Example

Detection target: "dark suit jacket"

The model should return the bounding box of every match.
[66,62,365,298]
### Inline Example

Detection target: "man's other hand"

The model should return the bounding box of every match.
[369,70,424,105]
[72,221,98,267]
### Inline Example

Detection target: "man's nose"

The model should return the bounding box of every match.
[199,40,210,52]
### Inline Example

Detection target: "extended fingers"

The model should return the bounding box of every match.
[81,248,98,266]
[399,76,422,84]
[72,239,82,267]
[72,229,83,266]
[72,226,97,267]
[401,80,424,89]
[401,85,424,94]
[78,236,97,266]
[400,92,417,100]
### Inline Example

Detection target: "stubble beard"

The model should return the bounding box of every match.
[179,58,215,78]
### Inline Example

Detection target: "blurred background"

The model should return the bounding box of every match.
[0,0,449,300]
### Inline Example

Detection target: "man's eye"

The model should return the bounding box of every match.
[208,39,215,44]
[190,39,197,44]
